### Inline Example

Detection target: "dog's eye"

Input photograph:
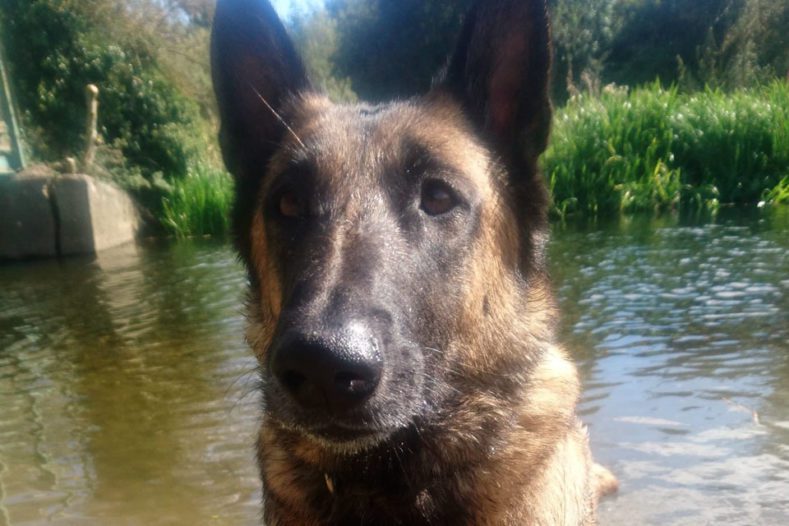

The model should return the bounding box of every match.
[278,191,307,218]
[420,180,458,216]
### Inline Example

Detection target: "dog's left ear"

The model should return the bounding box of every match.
[441,0,552,168]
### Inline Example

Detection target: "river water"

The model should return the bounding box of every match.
[0,209,787,525]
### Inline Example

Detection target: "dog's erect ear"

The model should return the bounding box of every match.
[211,0,309,178]
[442,0,552,167]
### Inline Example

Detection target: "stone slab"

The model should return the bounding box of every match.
[51,174,140,255]
[0,175,57,258]
[1,173,140,260]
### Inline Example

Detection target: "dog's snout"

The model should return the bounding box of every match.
[271,323,383,413]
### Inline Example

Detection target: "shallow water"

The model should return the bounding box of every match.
[552,209,789,525]
[0,209,787,525]
[0,242,260,525]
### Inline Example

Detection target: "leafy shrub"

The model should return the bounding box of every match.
[0,0,207,181]
[543,82,789,216]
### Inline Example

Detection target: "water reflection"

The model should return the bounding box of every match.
[550,209,789,525]
[0,241,260,525]
[0,209,787,525]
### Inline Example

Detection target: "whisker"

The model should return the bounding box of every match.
[224,364,260,397]
[232,385,260,410]
[229,375,263,414]
[249,84,307,149]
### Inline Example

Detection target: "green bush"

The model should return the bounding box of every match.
[161,166,234,238]
[543,82,789,216]
[0,0,206,181]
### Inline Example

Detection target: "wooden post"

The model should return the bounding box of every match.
[83,84,99,173]
[64,157,78,174]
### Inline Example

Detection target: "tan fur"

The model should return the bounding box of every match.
[212,1,616,521]
[245,101,615,524]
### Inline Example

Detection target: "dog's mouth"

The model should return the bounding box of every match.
[312,424,391,446]
[273,419,395,454]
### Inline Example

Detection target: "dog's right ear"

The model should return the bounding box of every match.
[441,0,552,170]
[211,0,309,178]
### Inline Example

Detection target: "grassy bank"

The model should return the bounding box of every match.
[155,83,789,237]
[543,82,789,216]
[160,166,234,238]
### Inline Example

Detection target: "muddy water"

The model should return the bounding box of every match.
[0,242,260,525]
[1,209,787,525]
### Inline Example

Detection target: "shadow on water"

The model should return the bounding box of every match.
[550,207,789,525]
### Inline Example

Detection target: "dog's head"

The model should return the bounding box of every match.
[212,0,553,455]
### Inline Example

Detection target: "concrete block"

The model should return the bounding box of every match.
[51,174,140,255]
[0,175,57,258]
[1,172,140,260]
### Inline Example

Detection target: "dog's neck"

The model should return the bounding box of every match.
[261,421,504,524]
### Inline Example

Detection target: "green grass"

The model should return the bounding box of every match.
[155,83,789,236]
[543,82,789,216]
[161,165,234,238]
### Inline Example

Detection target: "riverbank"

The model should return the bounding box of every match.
[152,83,789,237]
[544,82,789,216]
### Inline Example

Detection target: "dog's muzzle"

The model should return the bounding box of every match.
[270,320,383,415]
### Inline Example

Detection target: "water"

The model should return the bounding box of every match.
[0,209,787,525]
[551,210,789,525]
[0,242,261,525]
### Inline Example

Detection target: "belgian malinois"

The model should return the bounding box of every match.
[212,0,616,523]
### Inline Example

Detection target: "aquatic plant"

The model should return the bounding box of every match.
[162,83,789,236]
[161,165,234,238]
[543,81,789,216]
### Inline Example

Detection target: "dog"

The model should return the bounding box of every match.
[211,0,617,523]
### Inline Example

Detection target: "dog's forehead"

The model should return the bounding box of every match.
[288,94,492,189]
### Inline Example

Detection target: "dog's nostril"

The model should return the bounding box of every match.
[282,370,307,392]
[334,371,375,396]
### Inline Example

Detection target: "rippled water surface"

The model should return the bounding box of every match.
[552,210,789,525]
[0,242,260,525]
[1,209,787,525]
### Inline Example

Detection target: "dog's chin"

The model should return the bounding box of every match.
[270,419,395,456]
[304,425,393,456]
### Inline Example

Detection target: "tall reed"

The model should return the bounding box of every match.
[543,82,789,216]
[161,165,234,238]
[157,83,789,236]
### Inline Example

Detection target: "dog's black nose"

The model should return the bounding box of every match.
[271,323,383,413]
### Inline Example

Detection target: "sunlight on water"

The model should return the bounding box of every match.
[551,210,789,525]
[0,209,787,525]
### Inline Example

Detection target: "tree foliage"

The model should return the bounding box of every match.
[0,0,216,181]
[702,0,789,88]
[606,0,737,87]
[291,0,789,102]
[548,0,617,100]
[289,8,357,102]
[324,0,472,101]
